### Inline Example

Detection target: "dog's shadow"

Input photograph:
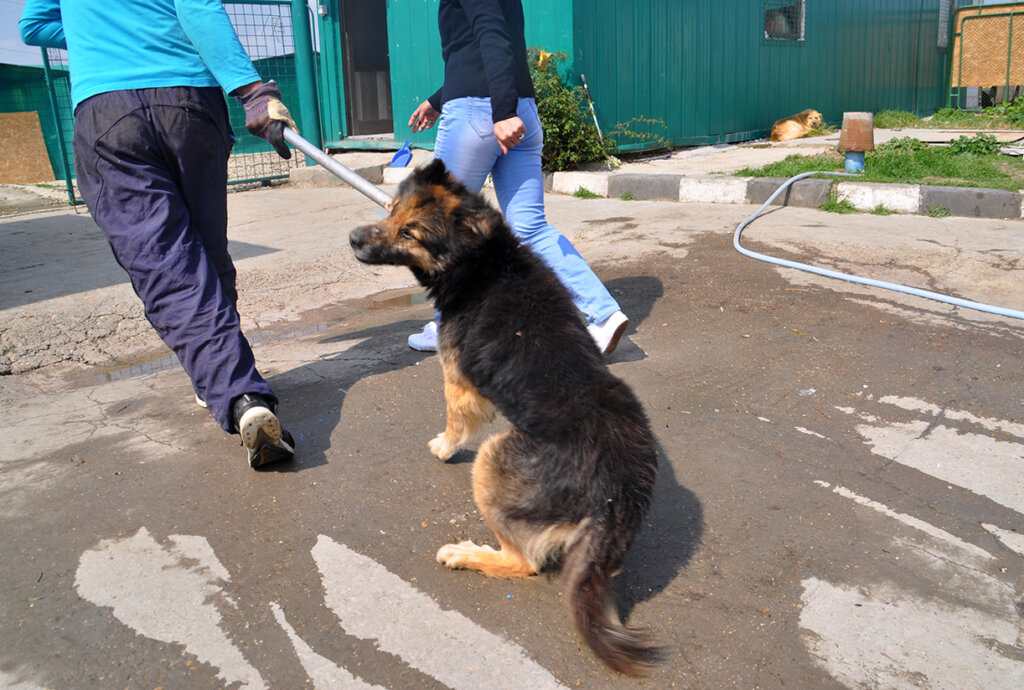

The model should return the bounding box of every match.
[613,442,703,620]
[602,275,704,617]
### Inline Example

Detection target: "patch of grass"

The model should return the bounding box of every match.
[737,138,1024,191]
[865,107,1024,130]
[619,191,635,201]
[573,187,602,199]
[870,204,897,215]
[736,153,844,178]
[927,205,951,218]
[804,124,838,138]
[873,109,922,129]
[819,188,859,214]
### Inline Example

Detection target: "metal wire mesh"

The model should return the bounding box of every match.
[42,0,307,196]
[951,4,1024,89]
[223,1,306,183]
[764,0,805,42]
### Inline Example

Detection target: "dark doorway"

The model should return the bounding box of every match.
[340,0,394,136]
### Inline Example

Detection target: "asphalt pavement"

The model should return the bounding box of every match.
[2,145,1024,688]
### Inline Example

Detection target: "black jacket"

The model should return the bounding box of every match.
[427,0,536,123]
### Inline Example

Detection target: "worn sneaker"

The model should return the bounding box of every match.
[195,394,208,409]
[587,310,629,355]
[408,320,439,352]
[232,394,295,469]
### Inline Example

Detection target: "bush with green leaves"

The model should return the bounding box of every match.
[528,49,611,171]
[527,49,670,170]
[983,97,1024,126]
[947,132,1000,156]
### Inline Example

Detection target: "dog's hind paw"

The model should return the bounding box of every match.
[428,432,457,460]
[436,541,494,569]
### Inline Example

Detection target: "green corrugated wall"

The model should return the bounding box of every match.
[573,0,954,146]
[380,0,954,149]
[386,0,573,146]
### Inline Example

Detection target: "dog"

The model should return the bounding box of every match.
[349,159,660,676]
[770,108,823,141]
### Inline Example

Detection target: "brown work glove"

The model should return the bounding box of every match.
[235,80,297,159]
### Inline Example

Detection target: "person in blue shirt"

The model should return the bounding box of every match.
[20,0,298,468]
[405,0,630,356]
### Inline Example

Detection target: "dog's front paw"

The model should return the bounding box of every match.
[437,540,492,569]
[428,432,456,460]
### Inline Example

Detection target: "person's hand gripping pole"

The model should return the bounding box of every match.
[235,80,297,159]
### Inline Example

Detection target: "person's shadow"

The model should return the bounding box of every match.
[258,310,436,472]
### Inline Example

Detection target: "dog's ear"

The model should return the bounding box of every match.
[418,158,451,187]
[454,200,498,237]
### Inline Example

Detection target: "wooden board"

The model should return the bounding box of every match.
[0,111,56,184]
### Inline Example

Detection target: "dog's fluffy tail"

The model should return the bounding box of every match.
[562,523,660,676]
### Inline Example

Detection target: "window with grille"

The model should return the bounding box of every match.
[764,0,805,41]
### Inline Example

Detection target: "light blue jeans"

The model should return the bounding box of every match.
[433,96,621,325]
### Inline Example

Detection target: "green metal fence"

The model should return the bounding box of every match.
[40,0,311,203]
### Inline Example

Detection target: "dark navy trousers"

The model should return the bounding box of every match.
[73,87,275,432]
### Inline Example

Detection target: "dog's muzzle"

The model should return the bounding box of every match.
[349,225,380,263]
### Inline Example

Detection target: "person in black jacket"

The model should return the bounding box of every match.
[406,0,629,356]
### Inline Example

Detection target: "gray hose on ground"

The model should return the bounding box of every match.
[734,171,1024,321]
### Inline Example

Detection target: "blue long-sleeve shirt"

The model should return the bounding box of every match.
[427,0,536,123]
[20,0,260,109]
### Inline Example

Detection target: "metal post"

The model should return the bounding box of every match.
[41,49,77,205]
[291,0,323,151]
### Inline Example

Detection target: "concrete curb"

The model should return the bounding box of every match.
[553,171,1024,220]
[290,159,1024,221]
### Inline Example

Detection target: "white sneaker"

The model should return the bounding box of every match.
[587,310,629,355]
[195,394,207,408]
[408,320,439,352]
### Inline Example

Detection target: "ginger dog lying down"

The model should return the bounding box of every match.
[349,160,661,676]
[770,108,823,141]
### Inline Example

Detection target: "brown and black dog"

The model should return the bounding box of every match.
[349,160,660,676]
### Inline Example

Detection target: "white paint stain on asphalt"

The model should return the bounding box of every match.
[800,577,1024,688]
[74,528,266,689]
[311,535,565,690]
[270,602,386,690]
[803,394,1024,688]
[814,481,992,562]
[72,530,563,688]
[983,523,1024,557]
[857,420,1024,514]
[879,395,1024,438]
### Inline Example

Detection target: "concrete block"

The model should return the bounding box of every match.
[678,177,748,204]
[746,177,833,208]
[383,166,414,185]
[290,162,384,187]
[836,181,920,213]
[551,171,608,197]
[607,174,683,200]
[920,185,1022,219]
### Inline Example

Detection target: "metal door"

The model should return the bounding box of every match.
[341,0,394,136]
